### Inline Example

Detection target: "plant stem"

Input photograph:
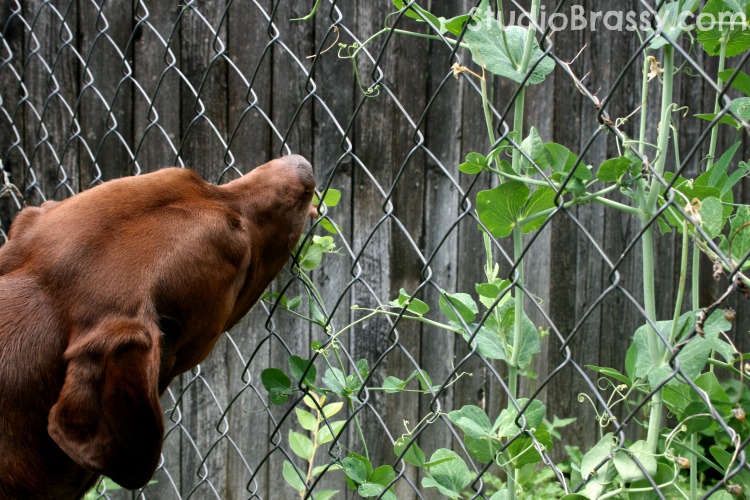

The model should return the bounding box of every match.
[638,56,650,159]
[690,238,700,499]
[643,43,674,455]
[505,2,539,497]
[350,307,463,333]
[665,222,689,351]
[706,31,729,169]
[347,28,466,60]
[348,398,369,461]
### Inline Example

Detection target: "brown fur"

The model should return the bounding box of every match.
[0,155,315,499]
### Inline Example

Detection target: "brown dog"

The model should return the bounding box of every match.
[0,155,316,499]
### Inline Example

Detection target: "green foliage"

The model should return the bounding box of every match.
[464,24,554,85]
[266,1,750,498]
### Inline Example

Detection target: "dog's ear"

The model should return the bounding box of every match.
[47,317,164,489]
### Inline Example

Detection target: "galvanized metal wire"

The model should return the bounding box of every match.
[1,0,749,498]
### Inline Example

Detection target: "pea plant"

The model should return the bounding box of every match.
[261,1,750,498]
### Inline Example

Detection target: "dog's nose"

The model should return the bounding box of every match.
[282,154,315,191]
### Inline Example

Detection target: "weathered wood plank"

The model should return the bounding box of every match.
[225,1,275,497]
[21,0,80,202]
[413,2,469,494]
[77,0,133,185]
[130,4,183,497]
[178,2,230,497]
[308,0,356,496]
[0,0,27,234]
[266,1,315,497]
[132,1,182,174]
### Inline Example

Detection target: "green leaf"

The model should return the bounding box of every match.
[261,368,293,405]
[675,330,732,383]
[322,367,347,396]
[458,321,508,360]
[459,161,484,175]
[647,0,700,49]
[613,440,657,483]
[357,483,387,498]
[356,359,369,380]
[710,446,750,493]
[392,0,441,28]
[518,127,552,172]
[703,308,733,336]
[579,433,615,498]
[463,434,502,463]
[719,68,750,97]
[438,291,479,323]
[448,405,493,439]
[728,205,750,262]
[389,288,430,316]
[507,425,552,467]
[342,454,370,484]
[680,401,715,435]
[694,372,733,415]
[697,0,750,56]
[319,188,341,207]
[319,217,342,234]
[696,141,741,194]
[597,157,632,182]
[493,398,546,438]
[314,490,339,500]
[317,420,346,445]
[322,401,344,418]
[286,296,302,310]
[421,449,473,498]
[289,356,317,386]
[499,305,541,369]
[299,236,336,271]
[476,280,512,309]
[394,436,426,468]
[633,313,697,386]
[658,216,673,235]
[625,342,637,381]
[729,97,750,124]
[370,465,396,487]
[309,299,327,325]
[382,376,408,394]
[662,384,693,417]
[289,430,314,461]
[299,243,324,271]
[477,180,530,238]
[699,197,725,238]
[283,461,306,494]
[295,408,318,432]
[629,459,688,499]
[585,365,632,386]
[459,151,489,174]
[464,24,554,85]
[441,15,470,35]
[546,142,578,174]
[521,186,556,233]
[695,112,741,129]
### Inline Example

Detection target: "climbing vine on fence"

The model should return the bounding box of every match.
[259,1,750,498]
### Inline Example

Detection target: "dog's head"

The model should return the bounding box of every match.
[14,155,318,489]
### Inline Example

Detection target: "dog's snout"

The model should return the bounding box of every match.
[282,154,315,190]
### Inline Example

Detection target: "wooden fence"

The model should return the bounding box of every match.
[1,1,748,498]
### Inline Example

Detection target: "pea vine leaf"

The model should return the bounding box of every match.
[464,24,555,85]
[697,0,750,57]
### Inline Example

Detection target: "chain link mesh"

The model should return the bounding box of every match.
[1,0,749,498]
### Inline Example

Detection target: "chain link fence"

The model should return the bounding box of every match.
[1,0,750,498]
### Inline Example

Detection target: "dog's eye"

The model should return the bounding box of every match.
[158,315,182,339]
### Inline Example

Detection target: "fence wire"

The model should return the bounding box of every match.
[1,0,750,499]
